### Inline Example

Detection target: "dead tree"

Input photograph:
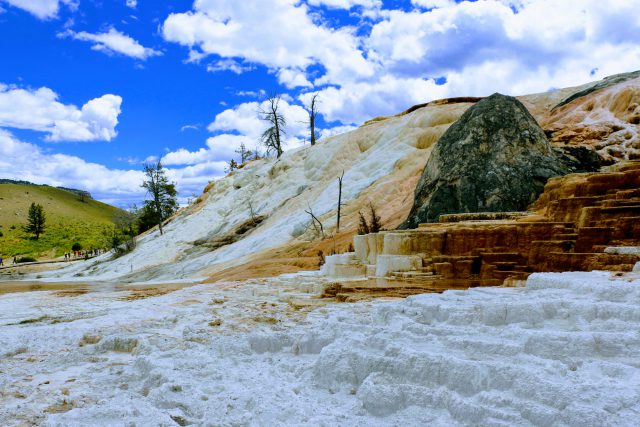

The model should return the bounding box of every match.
[305,203,325,239]
[336,170,344,233]
[248,199,257,223]
[260,94,286,158]
[306,94,319,146]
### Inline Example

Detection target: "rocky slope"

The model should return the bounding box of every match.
[39,72,640,282]
[401,94,568,228]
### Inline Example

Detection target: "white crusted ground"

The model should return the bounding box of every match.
[1,271,639,426]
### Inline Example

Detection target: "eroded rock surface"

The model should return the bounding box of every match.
[403,93,569,228]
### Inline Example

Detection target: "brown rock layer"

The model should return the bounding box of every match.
[327,161,640,301]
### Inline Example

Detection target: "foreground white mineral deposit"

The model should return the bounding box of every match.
[1,271,639,426]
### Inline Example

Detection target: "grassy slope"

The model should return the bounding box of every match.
[0,184,124,259]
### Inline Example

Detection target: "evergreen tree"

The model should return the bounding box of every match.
[141,161,178,235]
[24,202,46,239]
[235,143,253,163]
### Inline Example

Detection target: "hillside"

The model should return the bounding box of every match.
[41,71,640,282]
[0,184,124,258]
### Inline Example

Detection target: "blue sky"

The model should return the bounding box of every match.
[1,0,639,206]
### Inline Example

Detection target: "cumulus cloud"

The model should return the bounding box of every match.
[162,134,254,166]
[303,76,447,124]
[162,0,373,86]
[125,0,136,8]
[162,98,312,170]
[0,128,224,205]
[2,0,76,20]
[307,0,381,9]
[369,0,640,83]
[0,129,145,205]
[208,98,309,141]
[0,84,122,142]
[59,28,162,60]
[160,0,640,128]
[321,0,640,124]
[206,58,255,74]
[410,0,455,9]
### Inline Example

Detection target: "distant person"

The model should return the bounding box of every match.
[13,256,17,265]
[0,257,4,266]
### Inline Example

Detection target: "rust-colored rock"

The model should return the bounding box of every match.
[324,160,640,299]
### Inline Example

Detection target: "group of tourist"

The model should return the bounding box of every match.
[0,248,107,268]
[0,256,18,266]
[63,248,104,261]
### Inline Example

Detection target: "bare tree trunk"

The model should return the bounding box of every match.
[271,99,283,157]
[336,170,344,233]
[309,94,318,146]
[154,166,164,235]
[305,204,324,239]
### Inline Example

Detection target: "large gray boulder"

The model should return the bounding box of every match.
[401,93,569,228]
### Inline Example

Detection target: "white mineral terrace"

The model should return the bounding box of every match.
[1,270,639,426]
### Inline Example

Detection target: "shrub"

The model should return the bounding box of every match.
[357,203,382,235]
[17,256,37,263]
[357,211,370,235]
[71,242,83,251]
[0,230,3,237]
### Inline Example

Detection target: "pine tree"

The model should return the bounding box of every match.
[369,203,382,233]
[24,202,46,239]
[357,211,370,235]
[141,160,178,235]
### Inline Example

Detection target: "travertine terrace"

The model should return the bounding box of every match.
[323,161,640,300]
[31,72,640,286]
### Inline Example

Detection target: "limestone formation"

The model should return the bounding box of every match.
[402,93,569,228]
[323,161,640,301]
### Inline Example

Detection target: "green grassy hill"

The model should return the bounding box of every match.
[0,184,125,259]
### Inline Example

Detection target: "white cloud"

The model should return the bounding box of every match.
[0,129,226,206]
[125,0,137,8]
[367,0,640,82]
[162,97,313,171]
[0,84,122,142]
[206,58,254,74]
[236,89,266,98]
[2,0,76,20]
[303,76,447,124]
[0,129,145,205]
[411,0,455,9]
[208,99,309,142]
[162,0,374,85]
[307,0,381,9]
[159,0,640,128]
[318,0,640,124]
[277,68,313,89]
[162,134,254,166]
[59,28,162,60]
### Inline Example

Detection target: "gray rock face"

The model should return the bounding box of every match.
[401,93,569,228]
